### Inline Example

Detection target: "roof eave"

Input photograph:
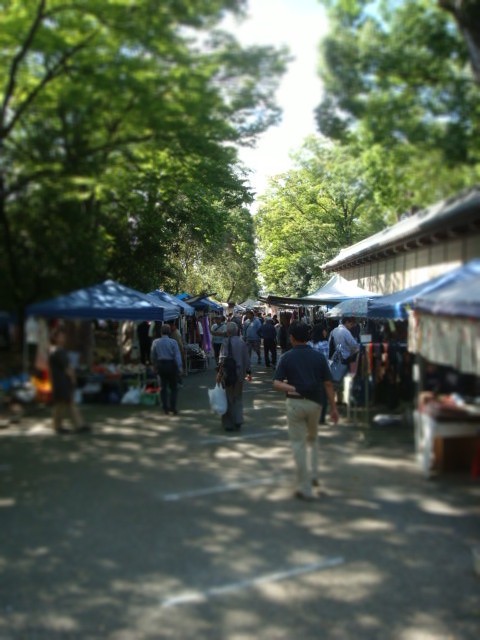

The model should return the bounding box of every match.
[324,188,480,271]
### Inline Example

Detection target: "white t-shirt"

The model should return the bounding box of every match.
[25,317,39,345]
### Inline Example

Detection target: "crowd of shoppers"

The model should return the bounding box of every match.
[45,308,361,504]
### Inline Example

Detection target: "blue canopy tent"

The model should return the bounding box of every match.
[325,297,375,318]
[147,290,195,316]
[409,260,480,376]
[177,293,223,313]
[205,298,225,314]
[326,261,480,321]
[27,280,177,321]
[414,259,480,318]
[369,261,480,320]
[368,282,438,320]
[189,297,223,313]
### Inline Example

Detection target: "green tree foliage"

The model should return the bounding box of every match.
[359,140,480,220]
[254,0,480,299]
[313,0,480,219]
[439,0,480,84]
[255,0,480,299]
[255,137,385,296]
[0,0,287,313]
[179,204,259,303]
[316,0,480,165]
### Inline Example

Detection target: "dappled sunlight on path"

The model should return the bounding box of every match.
[1,363,479,639]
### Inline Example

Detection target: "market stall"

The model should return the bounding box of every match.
[326,296,411,426]
[25,280,181,406]
[176,293,223,369]
[262,274,379,325]
[408,259,480,476]
[148,290,195,316]
[323,262,480,433]
[302,274,379,304]
[27,279,179,322]
[145,289,195,371]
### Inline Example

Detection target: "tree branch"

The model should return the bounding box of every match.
[84,133,154,158]
[4,32,98,139]
[4,168,61,198]
[0,0,46,134]
[439,0,480,84]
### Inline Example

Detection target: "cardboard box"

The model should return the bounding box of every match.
[434,436,479,472]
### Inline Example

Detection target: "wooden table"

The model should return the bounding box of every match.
[414,406,480,477]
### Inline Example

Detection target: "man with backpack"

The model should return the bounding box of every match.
[216,322,251,432]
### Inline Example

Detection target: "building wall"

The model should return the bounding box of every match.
[337,233,480,293]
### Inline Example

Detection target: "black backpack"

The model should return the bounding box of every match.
[223,339,238,387]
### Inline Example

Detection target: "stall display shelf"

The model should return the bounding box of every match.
[77,368,158,403]
[414,405,480,477]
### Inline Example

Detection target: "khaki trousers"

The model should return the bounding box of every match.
[52,401,82,432]
[285,398,321,496]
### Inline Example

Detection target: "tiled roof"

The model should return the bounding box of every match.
[324,186,480,270]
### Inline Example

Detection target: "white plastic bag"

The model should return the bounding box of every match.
[208,383,227,415]
[121,387,141,404]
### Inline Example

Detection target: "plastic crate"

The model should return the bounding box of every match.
[140,392,159,406]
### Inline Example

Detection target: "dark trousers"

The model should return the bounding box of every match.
[213,342,222,363]
[247,340,261,362]
[263,339,277,366]
[221,380,244,431]
[158,360,178,412]
[139,336,152,365]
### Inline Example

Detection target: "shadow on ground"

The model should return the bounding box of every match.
[1,365,479,639]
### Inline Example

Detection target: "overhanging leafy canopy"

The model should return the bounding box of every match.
[0,0,288,312]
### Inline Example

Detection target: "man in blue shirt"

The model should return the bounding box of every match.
[150,324,183,415]
[329,317,359,364]
[274,322,339,501]
[244,310,262,364]
[211,315,227,365]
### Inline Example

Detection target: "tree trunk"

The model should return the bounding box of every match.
[440,0,480,83]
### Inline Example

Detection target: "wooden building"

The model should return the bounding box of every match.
[323,186,480,293]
